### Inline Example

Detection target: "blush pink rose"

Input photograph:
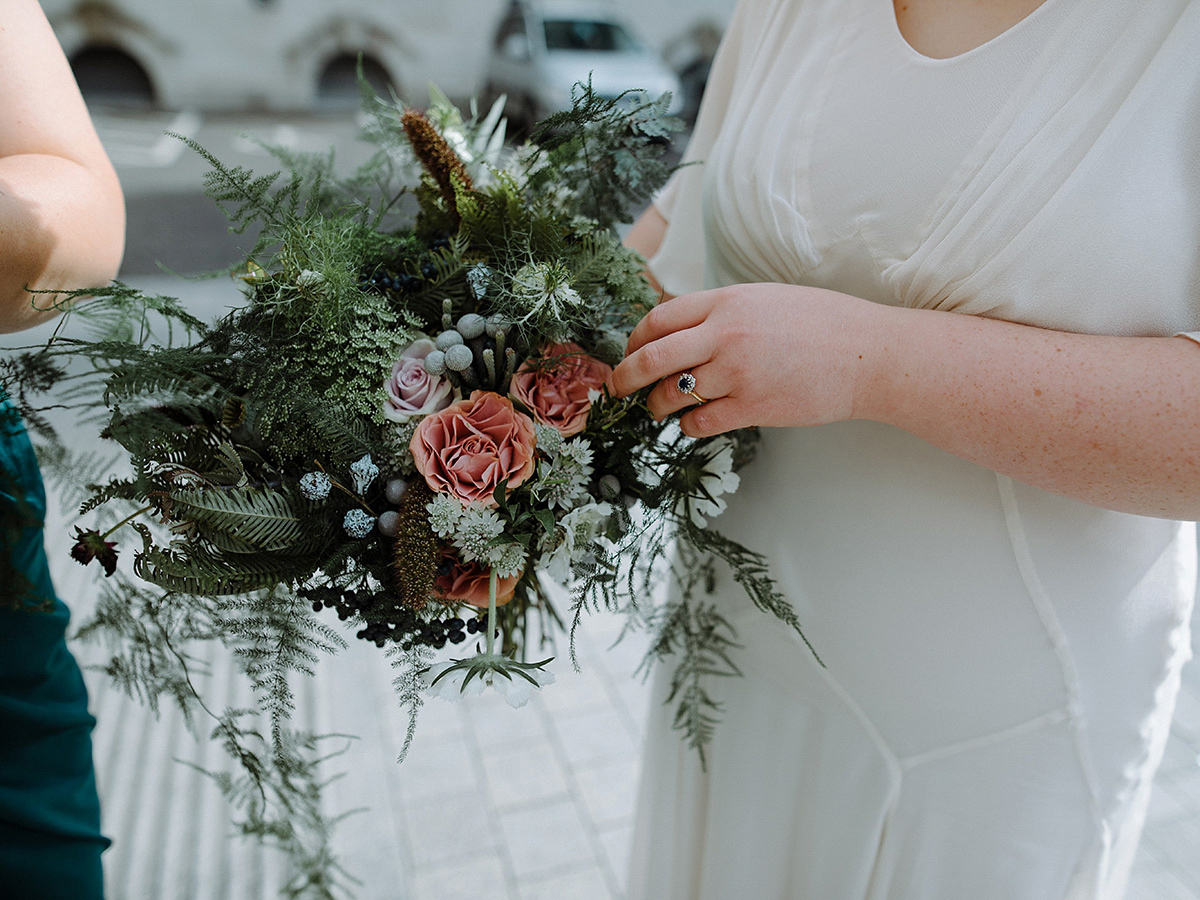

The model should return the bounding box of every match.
[509,342,613,437]
[410,390,537,506]
[435,546,521,608]
[384,338,455,423]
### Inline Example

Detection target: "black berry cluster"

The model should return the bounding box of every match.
[302,584,487,650]
[358,268,421,294]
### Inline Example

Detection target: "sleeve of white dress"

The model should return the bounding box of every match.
[647,0,773,298]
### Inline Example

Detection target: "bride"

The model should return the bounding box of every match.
[612,0,1200,897]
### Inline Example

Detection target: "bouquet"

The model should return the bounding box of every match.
[3,81,812,897]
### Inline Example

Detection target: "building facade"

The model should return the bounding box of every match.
[43,0,734,112]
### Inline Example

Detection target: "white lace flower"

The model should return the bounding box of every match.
[423,659,555,707]
[491,666,556,709]
[426,493,466,538]
[453,506,505,562]
[423,661,487,700]
[343,509,376,539]
[299,471,332,501]
[467,265,493,301]
[511,261,584,324]
[678,440,741,528]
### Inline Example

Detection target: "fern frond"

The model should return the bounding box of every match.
[169,486,307,552]
[135,543,316,595]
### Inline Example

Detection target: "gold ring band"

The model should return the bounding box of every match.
[686,390,707,404]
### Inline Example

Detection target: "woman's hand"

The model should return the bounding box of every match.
[611,282,883,437]
[612,275,1200,518]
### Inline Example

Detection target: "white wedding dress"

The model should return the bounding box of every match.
[627,1,1200,898]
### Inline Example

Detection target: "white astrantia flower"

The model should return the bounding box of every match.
[454,506,506,562]
[485,541,528,579]
[510,261,584,324]
[535,437,594,511]
[560,438,593,468]
[427,493,466,538]
[678,439,741,528]
[534,422,564,458]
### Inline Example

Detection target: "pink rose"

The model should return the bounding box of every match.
[384,338,455,423]
[410,390,538,506]
[435,546,521,608]
[509,342,613,437]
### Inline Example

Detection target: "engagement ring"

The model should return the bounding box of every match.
[676,373,707,404]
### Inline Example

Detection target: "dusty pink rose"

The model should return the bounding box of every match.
[435,546,521,608]
[509,342,613,437]
[410,390,537,506]
[384,338,455,423]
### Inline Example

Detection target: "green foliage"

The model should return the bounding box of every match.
[195,717,357,900]
[169,485,307,553]
[682,522,824,666]
[135,543,318,596]
[527,84,683,229]
[2,75,816,900]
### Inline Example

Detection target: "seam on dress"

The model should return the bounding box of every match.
[740,601,904,783]
[996,474,1104,830]
[897,705,1071,771]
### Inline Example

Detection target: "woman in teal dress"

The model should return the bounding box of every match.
[1,2,126,897]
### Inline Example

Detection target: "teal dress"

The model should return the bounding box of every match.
[1,400,108,899]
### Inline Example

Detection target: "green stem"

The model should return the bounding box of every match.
[102,505,155,539]
[485,567,498,658]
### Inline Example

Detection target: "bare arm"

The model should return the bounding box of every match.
[0,0,125,333]
[612,282,1200,521]
[861,302,1200,519]
[624,204,671,300]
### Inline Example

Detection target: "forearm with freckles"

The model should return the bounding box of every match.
[856,304,1200,520]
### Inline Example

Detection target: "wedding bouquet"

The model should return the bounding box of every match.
[2,81,810,898]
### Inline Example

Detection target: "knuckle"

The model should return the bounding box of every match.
[639,340,669,376]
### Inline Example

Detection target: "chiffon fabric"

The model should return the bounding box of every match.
[627,1,1200,898]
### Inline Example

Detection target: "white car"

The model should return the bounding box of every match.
[484,0,683,132]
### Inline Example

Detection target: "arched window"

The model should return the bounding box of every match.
[317,53,393,105]
[69,45,156,108]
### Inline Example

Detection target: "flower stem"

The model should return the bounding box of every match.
[102,505,154,539]
[485,568,498,658]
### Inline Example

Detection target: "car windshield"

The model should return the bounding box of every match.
[543,19,641,52]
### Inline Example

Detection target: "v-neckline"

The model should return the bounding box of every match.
[887,0,1062,63]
